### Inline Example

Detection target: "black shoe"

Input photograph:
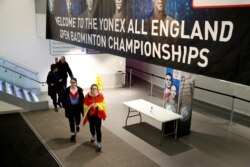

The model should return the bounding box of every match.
[70,135,76,142]
[90,137,95,143]
[76,127,80,132]
[58,103,62,108]
[54,108,58,112]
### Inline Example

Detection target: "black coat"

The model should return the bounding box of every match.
[56,61,73,80]
[62,86,84,117]
[46,71,63,96]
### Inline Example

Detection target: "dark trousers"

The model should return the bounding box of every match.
[49,92,62,108]
[88,116,102,142]
[49,87,63,108]
[62,77,68,89]
[68,110,81,133]
[50,92,57,108]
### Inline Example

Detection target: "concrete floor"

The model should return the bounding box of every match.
[1,79,250,167]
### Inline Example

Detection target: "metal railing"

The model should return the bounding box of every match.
[0,57,39,76]
[0,55,45,88]
[0,64,46,86]
[126,66,250,126]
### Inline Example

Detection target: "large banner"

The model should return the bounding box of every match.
[46,0,250,86]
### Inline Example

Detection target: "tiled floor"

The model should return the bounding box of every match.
[1,79,250,167]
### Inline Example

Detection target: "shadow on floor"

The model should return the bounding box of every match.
[65,141,102,166]
[46,138,76,150]
[124,122,193,156]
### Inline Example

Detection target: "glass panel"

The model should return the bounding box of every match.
[0,80,3,91]
[0,56,39,81]
[0,56,41,92]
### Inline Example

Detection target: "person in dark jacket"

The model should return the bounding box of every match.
[46,64,64,112]
[56,56,73,89]
[62,77,84,142]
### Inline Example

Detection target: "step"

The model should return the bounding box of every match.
[14,86,25,99]
[5,82,15,95]
[23,89,32,102]
[29,91,39,102]
[0,80,48,111]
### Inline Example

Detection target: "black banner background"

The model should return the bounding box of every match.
[46,0,250,86]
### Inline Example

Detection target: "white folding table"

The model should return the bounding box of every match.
[123,99,183,145]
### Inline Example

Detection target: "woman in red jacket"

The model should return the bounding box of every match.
[83,84,106,151]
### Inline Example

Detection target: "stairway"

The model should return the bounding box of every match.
[0,80,48,111]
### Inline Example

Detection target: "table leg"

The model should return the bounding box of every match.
[139,113,142,123]
[175,119,179,140]
[125,107,131,126]
[159,122,166,146]
[125,108,142,126]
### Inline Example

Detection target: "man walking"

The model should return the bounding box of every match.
[56,56,73,89]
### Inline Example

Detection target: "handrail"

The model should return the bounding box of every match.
[0,65,46,85]
[126,66,250,103]
[0,57,39,75]
[195,86,250,103]
[126,66,165,80]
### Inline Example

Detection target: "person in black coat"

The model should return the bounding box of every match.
[62,77,84,142]
[46,64,64,112]
[56,56,73,89]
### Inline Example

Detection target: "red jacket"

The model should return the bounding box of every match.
[83,92,106,125]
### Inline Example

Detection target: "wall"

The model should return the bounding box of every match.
[126,59,250,116]
[58,54,125,89]
[126,59,165,88]
[0,0,53,92]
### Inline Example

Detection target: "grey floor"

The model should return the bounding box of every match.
[1,79,250,167]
